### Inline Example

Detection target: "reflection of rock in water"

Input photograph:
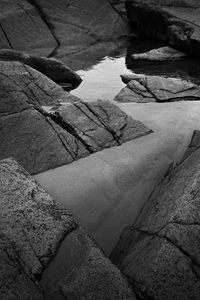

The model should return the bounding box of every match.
[126,38,200,84]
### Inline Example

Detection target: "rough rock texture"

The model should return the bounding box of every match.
[40,227,135,300]
[0,0,57,56]
[126,0,200,57]
[0,61,152,174]
[0,49,82,88]
[111,142,200,300]
[53,100,152,153]
[131,46,188,61]
[115,74,200,103]
[109,0,129,22]
[0,0,130,56]
[0,158,135,299]
[0,158,76,299]
[181,130,200,162]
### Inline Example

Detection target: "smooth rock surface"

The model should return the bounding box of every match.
[131,46,188,61]
[126,0,200,57]
[111,141,200,300]
[115,74,200,103]
[0,49,82,88]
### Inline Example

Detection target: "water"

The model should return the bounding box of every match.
[65,37,200,102]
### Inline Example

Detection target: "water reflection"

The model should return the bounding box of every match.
[69,37,200,101]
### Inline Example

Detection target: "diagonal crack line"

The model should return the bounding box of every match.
[50,112,95,154]
[136,228,200,269]
[82,102,121,145]
[0,22,13,48]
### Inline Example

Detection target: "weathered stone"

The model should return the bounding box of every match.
[0,159,135,299]
[53,100,152,152]
[131,46,188,61]
[111,143,200,300]
[115,74,200,103]
[181,130,200,162]
[0,158,77,297]
[126,0,200,57]
[0,109,89,174]
[0,0,57,56]
[0,61,80,113]
[0,49,82,88]
[40,227,135,300]
[33,0,130,52]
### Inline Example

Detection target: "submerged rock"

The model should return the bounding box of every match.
[0,49,82,88]
[131,46,188,61]
[111,138,200,300]
[0,158,134,299]
[115,74,200,103]
[126,0,200,57]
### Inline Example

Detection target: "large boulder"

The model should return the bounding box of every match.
[111,137,200,300]
[0,158,134,299]
[0,61,152,174]
[126,0,200,57]
[0,0,57,56]
[115,74,200,103]
[0,49,82,88]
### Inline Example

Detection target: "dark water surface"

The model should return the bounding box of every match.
[60,37,200,101]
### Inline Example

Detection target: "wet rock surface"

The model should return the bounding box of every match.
[181,130,200,162]
[0,158,134,299]
[111,140,200,300]
[131,46,188,61]
[115,74,200,103]
[0,61,152,174]
[0,49,82,88]
[126,0,200,57]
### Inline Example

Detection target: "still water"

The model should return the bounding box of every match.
[64,37,200,101]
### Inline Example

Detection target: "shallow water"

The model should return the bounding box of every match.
[68,37,200,101]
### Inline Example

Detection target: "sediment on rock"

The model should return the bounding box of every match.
[0,158,135,299]
[111,138,200,300]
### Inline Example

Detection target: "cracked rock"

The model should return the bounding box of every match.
[115,74,200,103]
[111,138,200,300]
[0,0,57,56]
[126,0,200,57]
[0,158,135,299]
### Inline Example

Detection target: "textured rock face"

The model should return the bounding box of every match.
[131,46,188,61]
[0,0,57,56]
[181,130,200,161]
[0,49,82,88]
[0,158,134,299]
[0,0,129,56]
[115,74,200,103]
[0,61,152,174]
[111,143,200,300]
[126,0,200,57]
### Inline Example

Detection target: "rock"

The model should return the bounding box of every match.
[126,0,200,57]
[33,0,130,53]
[131,46,188,61]
[0,61,152,174]
[0,158,135,299]
[111,141,200,300]
[0,49,82,88]
[0,61,81,112]
[53,100,152,152]
[115,74,200,103]
[0,0,57,56]
[181,130,200,162]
